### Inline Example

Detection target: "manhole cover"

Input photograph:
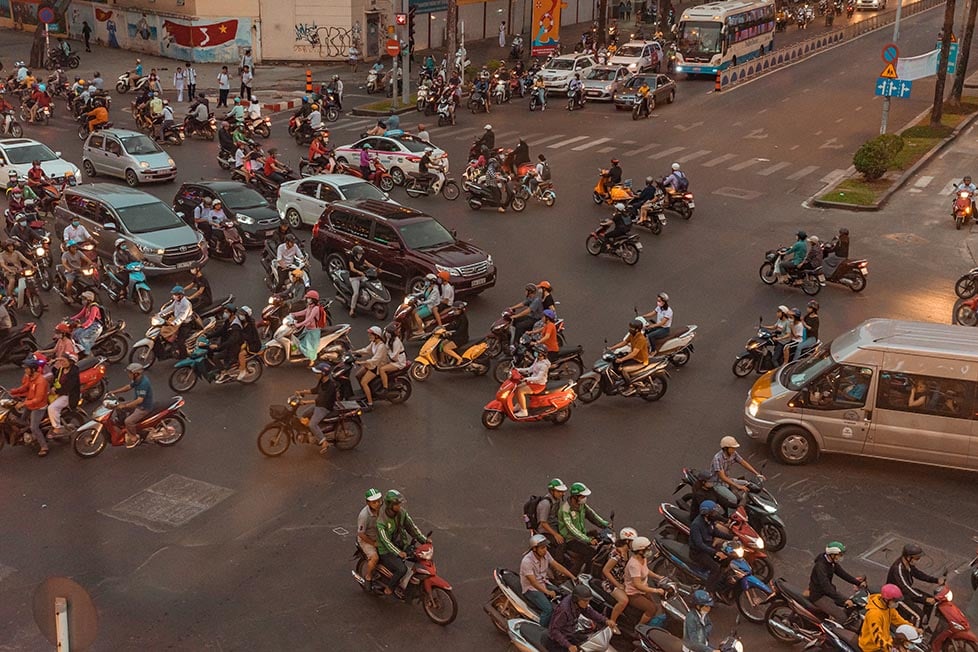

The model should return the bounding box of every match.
[713,187,762,200]
[101,474,233,532]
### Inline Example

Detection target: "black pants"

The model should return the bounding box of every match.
[188,83,196,99]
[690,550,723,593]
[379,552,408,588]
[564,538,595,575]
[513,316,536,346]
[83,34,91,51]
[240,83,251,99]
[218,89,229,107]
[605,225,629,241]
[268,171,286,185]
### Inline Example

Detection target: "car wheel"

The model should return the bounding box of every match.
[667,90,676,103]
[336,156,349,166]
[285,208,303,229]
[406,275,427,295]
[83,159,97,178]
[390,167,406,186]
[772,426,817,465]
[325,253,346,277]
[125,169,139,187]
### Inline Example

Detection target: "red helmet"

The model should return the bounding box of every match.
[537,280,552,290]
[55,322,72,335]
[880,584,903,600]
[304,290,320,301]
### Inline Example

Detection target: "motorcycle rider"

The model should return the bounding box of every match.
[188,94,210,135]
[632,176,663,227]
[521,533,577,626]
[15,357,51,456]
[154,99,174,141]
[108,362,157,448]
[357,488,384,584]
[47,353,80,436]
[225,96,245,125]
[433,270,454,326]
[777,308,805,365]
[509,283,544,346]
[84,100,109,132]
[159,285,194,344]
[550,583,619,650]
[28,84,51,123]
[608,158,623,186]
[886,543,942,619]
[534,479,568,547]
[273,233,303,290]
[375,490,429,595]
[63,216,93,247]
[605,319,650,384]
[558,482,610,574]
[808,541,867,623]
[684,590,719,652]
[27,160,49,188]
[0,92,16,134]
[710,436,765,500]
[346,245,375,317]
[780,230,809,280]
[513,345,551,418]
[8,213,43,247]
[217,120,235,156]
[377,322,407,392]
[662,162,689,194]
[635,79,652,117]
[953,176,978,215]
[795,299,820,361]
[354,325,387,410]
[111,238,141,292]
[532,74,547,110]
[262,148,290,185]
[642,292,673,354]
[822,227,850,278]
[800,234,826,285]
[859,584,918,652]
[69,290,103,355]
[568,73,584,107]
[0,240,32,297]
[689,469,737,517]
[61,239,95,301]
[294,360,338,453]
[476,124,495,156]
[689,500,734,595]
[308,131,331,170]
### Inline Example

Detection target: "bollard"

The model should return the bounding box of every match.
[715,69,721,92]
[305,69,312,93]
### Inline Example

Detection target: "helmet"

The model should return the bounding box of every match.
[548,478,568,491]
[304,290,320,301]
[533,344,549,356]
[720,435,740,449]
[351,245,364,257]
[631,536,651,552]
[537,280,551,290]
[384,322,399,335]
[285,233,296,242]
[524,283,537,293]
[825,541,847,555]
[114,238,126,249]
[777,304,790,315]
[618,527,638,541]
[212,200,222,208]
[238,306,253,317]
[38,84,46,92]
[611,158,620,165]
[162,99,169,105]
[695,469,713,483]
[234,97,241,104]
[807,235,819,244]
[792,308,802,319]
[80,291,95,302]
[529,534,549,548]
[302,96,309,103]
[796,230,808,239]
[895,624,922,644]
[290,269,305,280]
[629,318,643,331]
[368,325,383,338]
[569,482,591,497]
[484,124,492,130]
[424,147,433,154]
[699,500,719,515]
[21,357,41,370]
[55,322,71,335]
[902,543,924,558]
[362,143,371,149]
[425,273,438,282]
[10,188,22,197]
[658,292,669,302]
[365,488,383,502]
[692,589,714,607]
[310,103,319,110]
[437,270,450,282]
[880,584,903,601]
[839,227,849,235]
[614,202,626,211]
[251,96,257,102]
[384,489,404,504]
[671,162,681,171]
[66,240,78,248]
[126,362,144,374]
[311,361,331,374]
[171,285,185,295]
[543,309,556,320]
[572,584,592,600]
[808,299,819,310]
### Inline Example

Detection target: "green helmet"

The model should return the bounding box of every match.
[548,478,568,491]
[385,489,404,505]
[569,482,591,497]
[365,488,382,502]
[825,541,846,555]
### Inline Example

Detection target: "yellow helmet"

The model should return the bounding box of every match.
[311,103,319,110]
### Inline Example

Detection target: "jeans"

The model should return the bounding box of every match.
[47,395,69,429]
[218,89,230,106]
[646,326,671,348]
[513,316,536,346]
[690,550,723,593]
[793,337,816,361]
[74,322,102,355]
[30,408,47,448]
[380,552,408,589]
[523,589,554,626]
[308,406,331,444]
[124,407,151,437]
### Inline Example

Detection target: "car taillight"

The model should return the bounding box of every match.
[406,155,420,162]
[312,223,320,238]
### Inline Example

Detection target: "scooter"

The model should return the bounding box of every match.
[593,171,635,205]
[365,66,384,94]
[129,313,214,369]
[262,315,351,367]
[0,392,86,454]
[436,97,455,126]
[464,176,522,211]
[493,335,584,383]
[329,267,391,320]
[513,172,557,208]
[907,577,978,651]
[732,318,820,378]
[245,115,271,139]
[0,109,24,137]
[635,316,697,368]
[257,393,364,455]
[765,578,868,643]
[100,261,153,314]
[758,248,822,296]
[333,351,413,405]
[577,352,669,404]
[53,264,99,305]
[182,113,217,141]
[567,87,586,111]
[635,627,744,652]
[19,103,51,126]
[404,172,462,200]
[0,322,38,367]
[114,71,148,94]
[820,245,869,292]
[408,327,490,381]
[6,268,44,318]
[481,367,576,429]
[664,188,695,220]
[169,335,263,392]
[582,572,693,636]
[507,618,615,652]
[484,568,574,633]
[205,220,246,265]
[32,351,110,405]
[392,294,468,342]
[632,94,652,120]
[72,395,187,458]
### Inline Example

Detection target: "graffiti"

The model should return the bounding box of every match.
[293,22,354,57]
[294,21,319,43]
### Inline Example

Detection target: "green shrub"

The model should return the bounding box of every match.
[875,133,904,160]
[852,134,904,180]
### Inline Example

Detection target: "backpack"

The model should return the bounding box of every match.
[522,495,545,530]
[674,171,689,192]
[539,161,552,181]
[315,304,328,329]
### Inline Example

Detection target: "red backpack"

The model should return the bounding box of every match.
[315,304,328,329]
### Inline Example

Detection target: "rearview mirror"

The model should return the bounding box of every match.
[55,151,62,157]
[103,222,117,231]
[450,229,458,238]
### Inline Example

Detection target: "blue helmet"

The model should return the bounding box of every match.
[38,83,46,92]
[312,361,331,374]
[699,500,719,515]
[543,309,556,320]
[171,285,185,295]
[692,589,714,607]
[66,239,78,248]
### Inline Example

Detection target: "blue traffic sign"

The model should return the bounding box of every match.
[936,41,960,74]
[875,77,913,98]
[882,43,899,63]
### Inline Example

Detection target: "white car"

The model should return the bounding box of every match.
[538,53,597,93]
[333,134,448,187]
[0,138,81,185]
[610,41,664,74]
[276,174,398,228]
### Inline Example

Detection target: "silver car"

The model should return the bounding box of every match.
[81,128,177,187]
[582,65,631,101]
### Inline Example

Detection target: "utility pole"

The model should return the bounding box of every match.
[401,0,411,106]
[446,0,458,77]
[931,0,957,126]
[879,0,903,133]
[598,0,608,46]
[952,0,978,103]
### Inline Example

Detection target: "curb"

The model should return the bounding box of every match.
[262,99,301,113]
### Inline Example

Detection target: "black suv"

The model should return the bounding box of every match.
[172,180,282,247]
[310,199,496,295]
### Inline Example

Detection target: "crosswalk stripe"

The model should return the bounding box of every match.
[914,175,934,188]
[787,165,819,180]
[677,149,711,164]
[758,162,791,176]
[572,137,612,151]
[548,136,590,149]
[702,154,737,168]
[648,146,685,160]
[494,130,520,141]
[528,134,568,146]
[728,158,761,171]
[819,169,846,184]
[624,143,659,156]
[452,127,482,140]
[598,146,617,153]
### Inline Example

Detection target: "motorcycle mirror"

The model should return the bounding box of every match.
[609,510,615,521]
[758,315,763,324]
[104,222,117,230]
[633,306,638,314]
[55,151,62,157]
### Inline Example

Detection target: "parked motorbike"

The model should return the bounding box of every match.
[100,261,153,314]
[72,394,187,458]
[732,318,819,378]
[262,315,351,367]
[408,327,490,381]
[205,220,246,265]
[759,247,822,295]
[481,367,576,429]
[328,267,391,320]
[577,351,669,403]
[169,335,263,392]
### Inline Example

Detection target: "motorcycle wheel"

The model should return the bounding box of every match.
[732,356,756,377]
[671,348,691,367]
[750,556,775,584]
[576,376,602,404]
[154,415,186,446]
[77,124,89,140]
[169,366,198,392]
[28,292,43,318]
[481,409,504,430]
[552,359,583,381]
[592,191,604,205]
[650,219,662,235]
[256,124,271,139]
[404,181,424,199]
[166,133,182,146]
[846,272,866,292]
[218,156,232,171]
[409,361,431,382]
[488,587,513,633]
[737,586,770,623]
[801,276,821,296]
[955,274,978,298]
[758,522,787,552]
[640,375,668,401]
[100,334,130,364]
[129,344,156,369]
[68,55,80,69]
[423,586,458,626]
[493,359,514,384]
[263,346,286,367]
[72,426,106,458]
[9,123,23,138]
[621,242,640,266]
[467,198,481,210]
[82,379,107,404]
[765,604,802,643]
[943,642,978,652]
[232,245,246,265]
[511,196,526,212]
[550,407,572,425]
[442,181,461,201]
[957,215,964,230]
[325,107,340,122]
[333,420,363,450]
[257,423,291,456]
[632,106,641,120]
[758,262,778,285]
[543,191,556,207]
[680,203,693,220]
[370,302,389,321]
[136,287,154,314]
[387,377,412,404]
[379,176,395,192]
[584,234,604,256]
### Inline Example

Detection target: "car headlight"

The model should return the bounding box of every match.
[628,63,638,70]
[676,65,684,72]
[486,254,493,266]
[236,214,255,225]
[167,158,175,167]
[436,264,461,276]
[605,84,613,91]
[748,399,760,418]
[139,161,150,169]
[137,244,164,255]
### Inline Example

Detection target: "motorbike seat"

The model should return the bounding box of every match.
[663,503,692,527]
[658,538,696,568]
[636,626,683,652]
[498,568,524,596]
[335,269,351,285]
[321,324,347,336]
[515,621,551,649]
[76,356,100,372]
[773,579,826,618]
[556,345,582,357]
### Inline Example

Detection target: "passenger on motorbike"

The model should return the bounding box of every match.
[433,270,454,326]
[48,353,80,436]
[886,543,942,619]
[28,85,51,123]
[357,488,385,582]
[625,536,668,626]
[800,234,826,285]
[550,583,619,649]
[688,469,737,518]
[772,308,799,363]
[689,501,733,594]
[354,325,387,410]
[217,121,235,153]
[521,533,577,626]
[15,357,51,456]
[631,176,662,227]
[662,162,689,195]
[710,435,765,498]
[289,289,326,363]
[376,490,429,594]
[777,308,804,365]
[535,479,569,546]
[0,240,31,297]
[526,309,560,360]
[410,273,440,336]
[558,482,610,574]
[159,285,194,343]
[513,345,551,418]
[189,97,210,132]
[780,230,809,279]
[859,584,918,652]
[808,541,867,624]
[601,527,637,628]
[68,290,103,355]
[605,319,650,383]
[684,590,718,652]
[794,300,819,361]
[477,124,495,155]
[61,240,94,300]
[642,292,673,354]
[308,131,331,169]
[377,323,408,391]
[509,283,544,346]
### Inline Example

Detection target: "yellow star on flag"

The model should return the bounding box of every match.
[219,23,228,33]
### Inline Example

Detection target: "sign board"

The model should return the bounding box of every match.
[874,78,912,99]
[37,6,56,24]
[409,0,448,13]
[394,12,407,25]
[880,63,897,79]
[881,43,899,63]
[386,38,400,57]
[948,42,959,74]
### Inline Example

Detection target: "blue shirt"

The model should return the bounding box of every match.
[787,239,808,265]
[133,375,154,411]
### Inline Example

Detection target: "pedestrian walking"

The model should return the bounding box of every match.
[626,0,632,20]
[173,66,186,102]
[240,65,253,100]
[217,66,230,107]
[81,21,92,52]
[186,63,197,99]
[348,44,360,72]
[240,48,254,77]
[618,0,626,19]
[499,21,506,48]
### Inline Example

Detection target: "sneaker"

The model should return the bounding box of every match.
[514,409,529,418]
[124,434,140,448]
[319,439,330,455]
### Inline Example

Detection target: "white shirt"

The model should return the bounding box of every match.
[204,207,225,226]
[517,358,550,385]
[439,282,454,305]
[241,70,253,87]
[173,71,185,87]
[654,305,673,328]
[217,72,230,89]
[63,224,92,243]
[247,102,261,120]
[163,296,193,325]
[791,320,805,342]
[308,110,322,129]
[234,148,245,168]
[387,337,407,368]
[275,243,301,267]
[186,67,197,84]
[417,130,430,142]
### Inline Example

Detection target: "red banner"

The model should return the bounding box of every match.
[162,18,238,48]
[94,7,112,21]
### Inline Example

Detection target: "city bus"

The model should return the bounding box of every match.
[674,0,776,75]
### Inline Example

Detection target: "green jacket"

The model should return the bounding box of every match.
[376,508,425,556]
[558,500,609,543]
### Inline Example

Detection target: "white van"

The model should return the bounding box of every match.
[744,319,978,472]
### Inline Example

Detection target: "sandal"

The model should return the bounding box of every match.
[37,447,49,457]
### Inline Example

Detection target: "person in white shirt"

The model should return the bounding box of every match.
[513,346,551,417]
[159,285,194,342]
[185,63,197,98]
[274,234,302,287]
[641,292,673,354]
[240,66,253,100]
[217,66,230,107]
[355,325,388,409]
[63,219,93,245]
[246,96,261,121]
[173,67,186,102]
[416,124,430,142]
[433,270,454,326]
[377,323,408,391]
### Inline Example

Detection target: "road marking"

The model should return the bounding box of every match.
[702,153,737,168]
[758,162,791,176]
[914,175,934,188]
[624,142,659,156]
[0,564,14,583]
[787,165,820,180]
[728,158,761,171]
[572,137,612,151]
[100,474,234,533]
[713,187,762,200]
[855,105,863,111]
[494,130,520,141]
[547,135,590,149]
[598,146,617,153]
[452,127,482,140]
[677,149,711,163]
[743,128,768,139]
[819,169,847,184]
[528,134,569,146]
[790,145,800,151]
[648,145,685,159]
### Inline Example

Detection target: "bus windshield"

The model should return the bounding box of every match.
[782,348,835,391]
[678,21,723,58]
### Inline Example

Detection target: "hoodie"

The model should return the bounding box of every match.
[858,594,912,651]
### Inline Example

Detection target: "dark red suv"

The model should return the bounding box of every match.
[310,199,496,295]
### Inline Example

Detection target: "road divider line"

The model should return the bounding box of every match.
[648,146,685,160]
[702,154,737,168]
[758,162,791,176]
[787,165,820,180]
[452,127,482,140]
[572,137,612,151]
[547,136,590,149]
[598,146,617,153]
[677,149,711,164]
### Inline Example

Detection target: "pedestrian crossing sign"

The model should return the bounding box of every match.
[880,63,898,79]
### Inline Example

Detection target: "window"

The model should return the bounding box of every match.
[375,139,399,152]
[319,184,341,203]
[178,186,201,204]
[4,143,58,165]
[115,201,185,234]
[88,135,104,150]
[65,194,91,218]
[96,203,116,227]
[798,365,873,410]
[296,181,319,198]
[329,211,371,239]
[106,139,122,156]
[119,135,162,155]
[876,372,975,420]
[372,223,398,247]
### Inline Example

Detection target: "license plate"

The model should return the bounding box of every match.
[635,242,643,250]
[686,202,695,208]
[859,267,868,275]
[470,277,487,287]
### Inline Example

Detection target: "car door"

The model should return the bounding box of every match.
[174,185,202,227]
[655,75,669,103]
[103,136,125,178]
[289,180,320,225]
[369,220,405,287]
[84,134,105,174]
[372,138,398,169]
[88,199,116,258]
[796,364,876,456]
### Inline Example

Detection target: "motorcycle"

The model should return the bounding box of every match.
[567,87,586,111]
[158,121,185,146]
[639,319,697,368]
[182,113,217,141]
[328,267,391,320]
[257,392,364,455]
[245,115,271,139]
[408,327,491,381]
[393,293,468,342]
[485,568,573,633]
[0,109,23,137]
[732,318,819,378]
[293,120,328,146]
[632,94,652,120]
[76,115,113,140]
[416,82,431,112]
[468,90,488,113]
[953,268,978,298]
[100,261,153,314]
[205,220,246,265]
[129,314,214,369]
[114,71,148,94]
[72,395,187,458]
[765,578,868,644]
[492,74,510,105]
[592,170,635,205]
[333,351,413,405]
[53,264,99,305]
[6,268,44,318]
[464,176,521,211]
[635,627,744,652]
[577,352,669,403]
[585,219,642,265]
[25,235,53,291]
[493,336,584,384]
[510,35,525,60]
[903,577,978,651]
[0,322,38,367]
[365,66,384,94]
[262,315,352,367]
[664,188,695,220]
[351,536,457,625]
[513,173,557,208]
[846,2,855,17]
[507,618,615,652]
[820,253,868,292]
[169,335,263,392]
[481,367,576,429]
[436,96,455,126]
[404,172,461,200]
[18,103,51,126]
[758,247,822,296]
[0,392,86,454]
[257,292,307,340]
[263,248,308,292]
[365,158,396,192]
[583,571,694,637]
[529,87,547,111]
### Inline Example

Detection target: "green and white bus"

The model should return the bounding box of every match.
[674,0,776,75]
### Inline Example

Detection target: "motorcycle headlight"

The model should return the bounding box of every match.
[755,537,765,550]
[82,267,94,276]
[946,590,954,602]
[236,214,255,225]
[35,247,45,256]
[734,642,744,652]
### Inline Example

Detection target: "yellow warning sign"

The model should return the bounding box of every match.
[880,63,898,79]
[951,32,958,42]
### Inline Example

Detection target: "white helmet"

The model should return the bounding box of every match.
[895,624,922,644]
[614,202,626,211]
[618,527,638,541]
[631,536,652,552]
[808,235,820,244]
[484,124,492,130]
[720,435,740,449]
[529,533,549,548]
[671,162,681,171]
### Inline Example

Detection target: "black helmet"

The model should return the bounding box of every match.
[839,227,849,235]
[572,584,592,600]
[524,283,537,293]
[796,230,808,239]
[695,469,713,483]
[902,543,923,558]
[808,299,819,310]
[792,308,802,319]
[629,318,643,331]
[351,245,364,257]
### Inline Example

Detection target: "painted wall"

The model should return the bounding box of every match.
[259,0,361,61]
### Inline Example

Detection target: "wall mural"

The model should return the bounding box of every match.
[293,21,354,58]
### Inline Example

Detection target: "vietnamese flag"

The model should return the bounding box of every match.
[162,18,238,48]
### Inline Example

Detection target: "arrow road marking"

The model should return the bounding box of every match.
[743,128,768,139]
[820,138,845,149]
[673,121,704,132]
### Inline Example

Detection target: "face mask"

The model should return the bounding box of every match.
[72,221,79,227]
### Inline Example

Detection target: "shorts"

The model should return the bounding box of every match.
[358,541,378,559]
[417,305,432,319]
[64,271,78,281]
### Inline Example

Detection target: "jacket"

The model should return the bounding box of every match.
[52,364,81,407]
[886,559,938,605]
[557,500,609,543]
[24,372,50,410]
[375,508,425,556]
[858,594,911,651]
[548,594,608,649]
[808,553,860,605]
[683,609,713,652]
[689,514,730,557]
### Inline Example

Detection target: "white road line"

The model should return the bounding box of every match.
[494,130,520,141]
[452,127,482,140]
[819,169,846,184]
[758,162,791,176]
[677,149,711,164]
[528,134,568,146]
[598,146,617,153]
[648,146,685,160]
[547,136,590,149]
[728,158,761,171]
[572,137,612,151]
[914,175,934,188]
[624,143,659,156]
[702,154,737,168]
[787,165,820,180]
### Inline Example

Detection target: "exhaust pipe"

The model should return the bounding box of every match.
[767,618,813,643]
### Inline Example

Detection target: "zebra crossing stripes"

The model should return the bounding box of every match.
[787,165,820,180]
[648,146,685,160]
[701,154,738,168]
[758,162,791,176]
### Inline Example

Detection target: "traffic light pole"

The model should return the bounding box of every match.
[401,0,410,106]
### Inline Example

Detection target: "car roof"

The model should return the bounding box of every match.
[91,128,145,138]
[0,138,45,149]
[621,40,661,48]
[331,199,431,222]
[590,65,628,71]
[181,180,262,193]
[66,183,162,207]
[553,53,592,60]
[293,174,371,187]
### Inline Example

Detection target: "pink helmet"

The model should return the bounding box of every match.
[304,290,320,301]
[880,584,903,600]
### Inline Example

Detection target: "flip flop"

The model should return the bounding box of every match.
[37,448,49,457]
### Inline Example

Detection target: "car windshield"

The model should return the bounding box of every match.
[545,59,576,70]
[678,21,723,57]
[625,76,655,89]
[5,143,58,165]
[615,46,645,58]
[782,348,835,391]
[586,68,619,81]
[340,181,388,201]
[397,219,454,249]
[218,186,269,210]
[395,137,430,153]
[120,135,163,156]
[116,201,187,234]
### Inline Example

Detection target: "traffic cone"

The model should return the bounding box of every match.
[305,69,313,93]
[715,70,721,92]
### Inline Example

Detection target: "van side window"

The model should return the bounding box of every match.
[803,365,872,410]
[876,372,974,420]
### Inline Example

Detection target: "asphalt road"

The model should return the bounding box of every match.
[2,3,978,650]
